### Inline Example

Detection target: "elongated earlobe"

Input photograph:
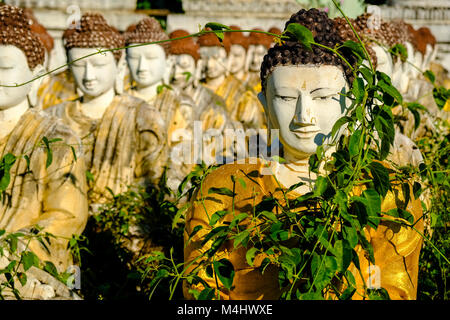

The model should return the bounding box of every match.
[27,64,46,109]
[114,53,127,95]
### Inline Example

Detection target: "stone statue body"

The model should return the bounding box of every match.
[48,47,167,205]
[184,10,424,300]
[126,43,182,148]
[46,14,168,205]
[199,35,266,130]
[0,5,88,299]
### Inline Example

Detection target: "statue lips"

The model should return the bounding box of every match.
[83,79,98,89]
[292,126,320,139]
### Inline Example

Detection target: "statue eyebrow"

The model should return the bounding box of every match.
[310,87,329,94]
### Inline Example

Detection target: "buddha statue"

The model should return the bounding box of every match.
[198,31,265,130]
[226,26,249,83]
[0,4,88,296]
[244,28,274,93]
[125,17,182,147]
[46,13,168,205]
[166,30,239,190]
[184,8,424,300]
[337,15,424,168]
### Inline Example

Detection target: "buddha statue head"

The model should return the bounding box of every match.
[125,17,170,97]
[168,29,200,90]
[259,8,354,161]
[25,8,54,71]
[225,25,249,78]
[64,13,125,100]
[197,31,231,89]
[415,27,437,72]
[0,4,46,112]
[246,28,273,73]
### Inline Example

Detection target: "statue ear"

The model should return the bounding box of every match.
[114,53,127,95]
[194,58,202,88]
[257,91,268,114]
[244,46,254,71]
[27,64,46,109]
[163,54,173,85]
[196,58,205,85]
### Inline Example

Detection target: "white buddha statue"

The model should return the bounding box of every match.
[198,32,266,130]
[0,4,88,299]
[46,13,168,206]
[184,8,424,301]
[125,18,183,147]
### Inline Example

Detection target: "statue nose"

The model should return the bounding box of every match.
[294,96,316,126]
[84,61,95,81]
[138,55,149,72]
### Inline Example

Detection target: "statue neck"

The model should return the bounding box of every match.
[0,99,29,139]
[272,146,336,194]
[232,69,245,80]
[204,74,226,92]
[80,87,115,120]
[133,81,162,101]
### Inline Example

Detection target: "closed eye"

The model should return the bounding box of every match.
[276,95,296,102]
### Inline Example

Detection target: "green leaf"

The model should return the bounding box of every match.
[423,70,435,84]
[260,211,278,222]
[43,261,59,277]
[362,189,382,228]
[314,176,329,197]
[341,40,366,60]
[432,86,450,110]
[246,247,259,267]
[233,230,250,249]
[213,258,235,290]
[205,22,231,42]
[17,272,27,286]
[368,288,391,300]
[283,23,314,51]
[334,240,352,272]
[351,77,365,103]
[359,66,374,86]
[208,187,235,197]
[331,116,353,139]
[197,287,215,300]
[389,44,408,62]
[209,210,228,226]
[0,153,17,191]
[349,129,362,158]
[368,162,391,198]
[42,137,53,169]
[22,251,40,271]
[385,208,414,224]
[343,225,358,249]
[377,78,403,105]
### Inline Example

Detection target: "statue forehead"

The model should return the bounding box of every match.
[68,47,116,61]
[0,45,28,62]
[174,53,195,63]
[267,65,346,91]
[127,43,166,55]
[199,46,227,56]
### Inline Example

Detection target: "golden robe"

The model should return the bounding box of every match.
[0,109,88,271]
[37,70,77,110]
[214,75,266,130]
[129,87,183,148]
[46,94,168,204]
[184,160,424,300]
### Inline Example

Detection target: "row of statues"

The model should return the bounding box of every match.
[0,3,445,299]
